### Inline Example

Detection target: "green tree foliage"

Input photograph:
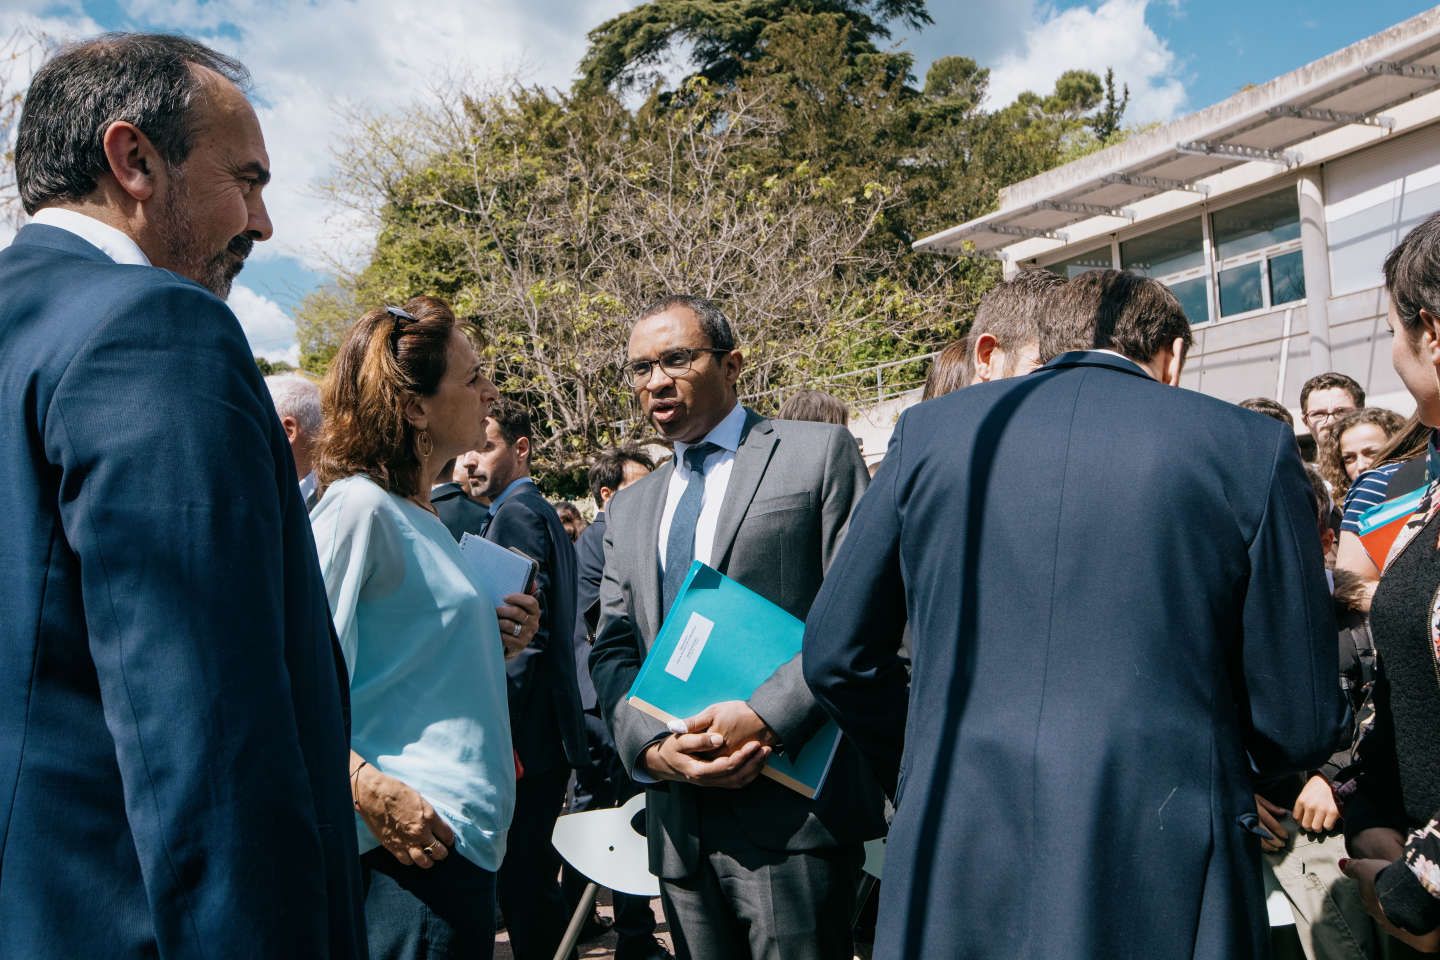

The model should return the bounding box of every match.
[1090,67,1131,144]
[254,356,296,375]
[579,0,930,93]
[299,1,1135,487]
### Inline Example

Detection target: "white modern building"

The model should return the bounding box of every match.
[914,7,1440,420]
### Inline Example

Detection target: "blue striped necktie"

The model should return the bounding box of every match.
[662,442,719,621]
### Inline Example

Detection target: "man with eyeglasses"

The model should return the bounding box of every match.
[589,295,886,960]
[1301,372,1366,445]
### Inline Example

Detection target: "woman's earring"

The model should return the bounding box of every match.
[415,428,434,460]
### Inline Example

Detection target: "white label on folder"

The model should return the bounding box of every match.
[664,612,714,682]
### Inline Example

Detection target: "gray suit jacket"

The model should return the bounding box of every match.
[589,408,887,879]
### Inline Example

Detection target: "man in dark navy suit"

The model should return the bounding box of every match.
[804,270,1346,960]
[475,398,587,960]
[0,34,363,959]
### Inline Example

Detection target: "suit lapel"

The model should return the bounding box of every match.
[635,462,674,642]
[709,411,777,572]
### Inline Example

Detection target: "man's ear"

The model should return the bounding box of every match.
[279,414,300,444]
[101,121,162,202]
[722,349,745,389]
[1160,337,1187,387]
[514,435,530,465]
[972,333,1001,383]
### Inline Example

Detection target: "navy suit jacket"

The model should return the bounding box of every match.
[432,481,490,541]
[803,352,1347,960]
[572,510,607,711]
[485,481,587,774]
[0,225,365,958]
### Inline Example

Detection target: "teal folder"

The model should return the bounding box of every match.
[626,561,841,799]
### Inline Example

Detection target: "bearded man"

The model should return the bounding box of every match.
[0,33,364,958]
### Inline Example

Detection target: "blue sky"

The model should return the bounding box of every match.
[3,0,1434,361]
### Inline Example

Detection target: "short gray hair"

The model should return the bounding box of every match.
[265,373,322,435]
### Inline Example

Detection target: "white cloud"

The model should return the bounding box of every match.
[984,0,1187,124]
[187,0,634,273]
[1,0,634,359]
[229,282,300,364]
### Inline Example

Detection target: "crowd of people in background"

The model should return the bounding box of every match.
[7,28,1440,960]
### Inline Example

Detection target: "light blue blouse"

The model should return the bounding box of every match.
[310,475,515,871]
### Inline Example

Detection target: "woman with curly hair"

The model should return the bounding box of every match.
[1321,407,1406,500]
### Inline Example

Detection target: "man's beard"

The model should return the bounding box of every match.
[154,166,252,299]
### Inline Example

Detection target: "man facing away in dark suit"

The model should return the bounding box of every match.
[803,269,1347,960]
[0,34,364,959]
[589,295,887,960]
[475,399,587,960]
[564,445,671,960]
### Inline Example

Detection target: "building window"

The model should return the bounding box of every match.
[1120,218,1210,324]
[1048,246,1114,278]
[1268,249,1306,305]
[1209,187,1304,319]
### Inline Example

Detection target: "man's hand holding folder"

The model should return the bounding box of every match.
[640,703,775,789]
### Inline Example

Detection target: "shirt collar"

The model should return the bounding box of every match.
[488,475,534,513]
[30,208,152,267]
[298,470,318,501]
[1079,349,1155,379]
[674,401,746,469]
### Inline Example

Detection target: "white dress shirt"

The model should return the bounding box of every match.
[657,401,747,571]
[30,208,151,267]
[299,470,319,505]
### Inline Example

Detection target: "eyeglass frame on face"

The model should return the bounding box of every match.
[623,346,731,389]
[1303,405,1358,426]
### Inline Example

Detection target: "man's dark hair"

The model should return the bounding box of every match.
[1043,270,1194,364]
[16,33,250,215]
[588,445,655,507]
[1238,397,1294,429]
[1299,372,1365,414]
[636,294,736,351]
[777,389,848,426]
[971,270,1066,376]
[489,398,533,448]
[1384,210,1440,336]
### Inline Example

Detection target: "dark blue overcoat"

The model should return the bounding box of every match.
[0,225,364,958]
[803,352,1346,959]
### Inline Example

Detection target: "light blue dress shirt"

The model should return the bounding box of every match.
[310,475,515,871]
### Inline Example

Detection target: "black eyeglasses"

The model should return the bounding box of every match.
[622,347,729,387]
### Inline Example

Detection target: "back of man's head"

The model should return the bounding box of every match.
[777,389,848,426]
[16,33,249,215]
[265,373,322,435]
[967,270,1066,382]
[588,445,656,508]
[1238,397,1294,429]
[489,398,533,451]
[923,336,971,400]
[1043,270,1194,366]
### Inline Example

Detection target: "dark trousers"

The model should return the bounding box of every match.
[361,847,496,960]
[659,840,862,960]
[497,766,574,960]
